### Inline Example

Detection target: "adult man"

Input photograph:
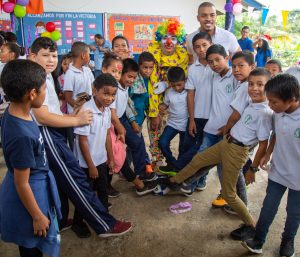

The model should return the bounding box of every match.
[238,26,254,52]
[187,2,241,64]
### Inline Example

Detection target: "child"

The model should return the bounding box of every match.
[112,35,130,60]
[265,59,282,78]
[158,67,188,169]
[64,41,94,114]
[286,65,300,84]
[242,74,300,257]
[31,37,132,238]
[169,68,273,241]
[252,36,272,67]
[74,73,117,208]
[0,60,61,257]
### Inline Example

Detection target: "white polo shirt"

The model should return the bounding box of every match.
[164,88,188,131]
[204,69,235,135]
[73,97,111,168]
[269,107,300,190]
[110,83,128,118]
[64,63,94,113]
[285,66,300,84]
[231,101,273,146]
[230,81,250,115]
[185,60,214,119]
[187,27,240,62]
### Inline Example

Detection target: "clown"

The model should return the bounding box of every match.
[147,19,188,168]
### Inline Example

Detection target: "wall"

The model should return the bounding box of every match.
[43,0,225,34]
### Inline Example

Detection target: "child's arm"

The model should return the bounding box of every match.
[187,89,196,137]
[64,91,75,108]
[260,133,276,170]
[32,105,93,128]
[245,140,268,185]
[110,108,126,143]
[158,103,168,112]
[106,129,115,173]
[78,135,98,179]
[221,109,241,136]
[14,168,50,237]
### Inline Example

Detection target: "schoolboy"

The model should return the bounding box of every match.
[158,67,188,169]
[64,41,94,114]
[242,74,300,257]
[0,60,61,257]
[265,59,282,78]
[31,37,132,238]
[170,68,273,241]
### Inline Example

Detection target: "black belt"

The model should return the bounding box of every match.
[226,134,246,147]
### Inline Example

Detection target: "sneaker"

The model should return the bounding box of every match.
[158,163,178,177]
[241,238,263,254]
[107,185,121,198]
[180,182,193,197]
[139,172,158,182]
[280,238,295,257]
[223,205,238,215]
[212,194,227,208]
[136,180,158,196]
[230,224,255,241]
[195,179,207,191]
[71,222,92,238]
[59,218,73,232]
[157,176,181,191]
[98,220,132,238]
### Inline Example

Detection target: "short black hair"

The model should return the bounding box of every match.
[94,34,104,40]
[192,32,212,46]
[249,68,271,80]
[112,35,129,48]
[93,73,118,90]
[167,67,185,83]
[122,58,139,75]
[31,37,57,54]
[206,44,227,60]
[232,50,255,65]
[265,73,299,101]
[242,26,250,31]
[102,52,122,69]
[266,59,282,71]
[138,51,155,66]
[198,2,215,10]
[5,32,17,43]
[2,42,21,59]
[1,59,46,102]
[71,41,89,58]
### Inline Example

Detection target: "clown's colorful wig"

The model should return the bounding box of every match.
[155,19,186,44]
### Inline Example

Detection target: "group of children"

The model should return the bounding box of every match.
[0,28,299,257]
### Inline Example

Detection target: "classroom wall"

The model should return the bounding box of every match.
[43,0,225,34]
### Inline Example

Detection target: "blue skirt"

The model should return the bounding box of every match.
[0,170,61,257]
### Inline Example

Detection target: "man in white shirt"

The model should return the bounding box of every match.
[187,2,241,64]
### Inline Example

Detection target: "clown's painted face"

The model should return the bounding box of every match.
[161,34,177,55]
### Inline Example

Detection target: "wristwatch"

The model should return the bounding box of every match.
[250,166,260,173]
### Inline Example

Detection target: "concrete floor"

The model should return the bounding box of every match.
[0,135,299,257]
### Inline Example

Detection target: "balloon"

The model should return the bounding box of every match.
[233,3,243,14]
[16,0,29,6]
[232,0,241,4]
[41,31,52,38]
[13,4,26,18]
[224,3,233,12]
[8,0,16,3]
[51,30,61,41]
[45,22,56,32]
[3,2,15,13]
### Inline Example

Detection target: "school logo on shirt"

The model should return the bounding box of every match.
[294,128,300,138]
[244,114,252,125]
[225,84,234,94]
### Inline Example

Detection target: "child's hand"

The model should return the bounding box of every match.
[245,170,255,185]
[131,121,141,133]
[260,155,270,171]
[33,214,50,238]
[77,109,93,126]
[158,103,168,112]
[188,120,197,137]
[217,125,226,136]
[88,166,98,179]
[108,161,115,174]
[150,116,160,131]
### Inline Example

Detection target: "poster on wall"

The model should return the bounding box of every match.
[22,12,104,54]
[106,13,179,54]
[0,13,11,31]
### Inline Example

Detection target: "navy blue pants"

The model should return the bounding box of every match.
[40,126,116,234]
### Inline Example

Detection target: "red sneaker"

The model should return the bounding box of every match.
[98,220,132,238]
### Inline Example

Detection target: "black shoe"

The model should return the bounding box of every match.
[230,224,255,241]
[241,238,263,254]
[107,186,121,198]
[157,176,181,191]
[280,238,295,257]
[139,172,158,182]
[71,222,92,238]
[136,180,158,196]
[157,163,178,176]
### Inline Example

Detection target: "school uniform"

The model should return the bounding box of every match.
[63,63,94,113]
[159,88,188,166]
[0,110,61,257]
[255,107,300,244]
[174,101,273,226]
[285,66,300,84]
[91,40,112,77]
[37,74,116,234]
